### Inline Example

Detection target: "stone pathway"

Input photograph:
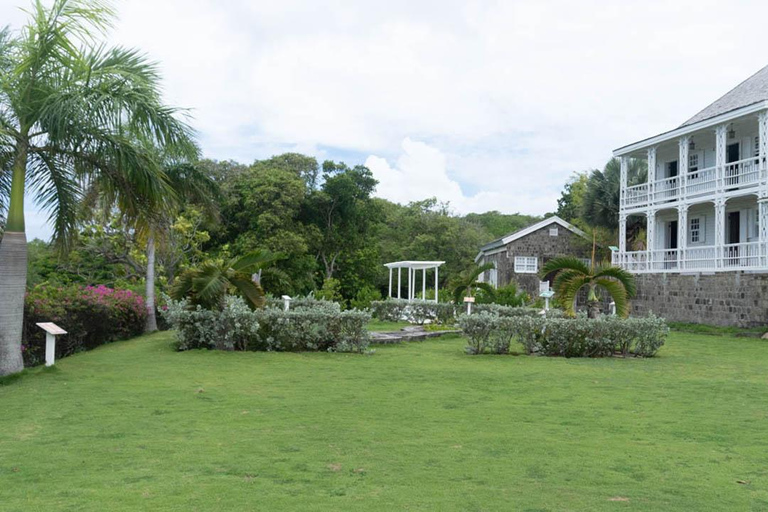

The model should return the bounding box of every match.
[369,325,462,344]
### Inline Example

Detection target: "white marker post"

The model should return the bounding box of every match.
[539,290,555,318]
[463,296,475,315]
[281,295,292,312]
[36,322,67,367]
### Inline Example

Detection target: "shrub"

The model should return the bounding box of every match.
[473,303,541,318]
[266,296,341,313]
[162,295,260,351]
[23,284,147,366]
[492,283,530,307]
[370,299,410,322]
[315,278,344,303]
[457,312,667,357]
[349,286,382,310]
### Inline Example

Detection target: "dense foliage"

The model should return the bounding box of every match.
[458,312,667,357]
[162,297,371,354]
[22,285,147,366]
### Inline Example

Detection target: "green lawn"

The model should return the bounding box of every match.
[2,331,768,511]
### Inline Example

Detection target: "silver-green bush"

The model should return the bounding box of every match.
[458,313,668,357]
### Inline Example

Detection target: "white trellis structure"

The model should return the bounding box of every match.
[384,261,445,302]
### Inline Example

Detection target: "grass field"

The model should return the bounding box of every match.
[2,329,768,511]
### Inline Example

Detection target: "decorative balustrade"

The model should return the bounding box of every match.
[623,161,766,209]
[615,242,764,273]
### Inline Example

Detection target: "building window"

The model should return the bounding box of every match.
[514,256,538,273]
[489,264,498,288]
[549,227,558,237]
[690,217,701,244]
[689,153,699,179]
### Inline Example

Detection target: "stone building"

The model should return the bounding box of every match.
[614,64,768,326]
[475,216,592,298]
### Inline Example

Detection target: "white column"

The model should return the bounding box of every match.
[618,213,627,255]
[715,197,726,268]
[397,268,401,299]
[620,156,629,209]
[679,136,689,198]
[758,199,768,268]
[647,147,657,204]
[422,268,426,301]
[678,204,688,270]
[434,266,439,303]
[388,268,392,298]
[647,209,656,271]
[715,124,728,192]
[759,111,768,189]
[407,267,412,301]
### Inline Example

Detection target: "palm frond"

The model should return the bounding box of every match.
[540,256,591,278]
[594,278,630,317]
[228,273,266,309]
[593,264,637,297]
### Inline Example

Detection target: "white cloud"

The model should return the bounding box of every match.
[5,0,768,239]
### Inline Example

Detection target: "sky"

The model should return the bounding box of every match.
[4,0,768,240]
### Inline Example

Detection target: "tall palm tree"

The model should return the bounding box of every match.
[450,262,496,304]
[539,257,636,319]
[582,158,647,230]
[0,0,195,376]
[140,161,216,332]
[170,251,283,311]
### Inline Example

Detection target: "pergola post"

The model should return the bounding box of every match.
[408,267,412,301]
[422,268,426,301]
[388,268,393,298]
[434,266,438,303]
[397,268,401,299]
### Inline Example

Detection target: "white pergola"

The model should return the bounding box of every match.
[384,261,445,302]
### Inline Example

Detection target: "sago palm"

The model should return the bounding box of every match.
[0,0,195,376]
[170,250,283,311]
[451,262,496,304]
[540,257,636,319]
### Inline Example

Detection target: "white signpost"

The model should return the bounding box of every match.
[36,322,67,367]
[463,296,475,315]
[539,290,555,317]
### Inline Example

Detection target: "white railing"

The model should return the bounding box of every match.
[650,249,680,271]
[625,183,649,207]
[685,166,717,196]
[723,241,761,269]
[654,175,679,202]
[724,158,760,189]
[615,242,764,272]
[685,246,717,271]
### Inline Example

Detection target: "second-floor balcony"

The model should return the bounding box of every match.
[624,158,764,209]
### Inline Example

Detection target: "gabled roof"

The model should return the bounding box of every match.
[681,65,768,127]
[475,216,587,261]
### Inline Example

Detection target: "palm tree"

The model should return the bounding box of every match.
[539,257,636,319]
[170,251,283,311]
[0,1,195,376]
[450,262,496,304]
[141,161,217,332]
[582,158,647,230]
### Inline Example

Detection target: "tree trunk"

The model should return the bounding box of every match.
[144,233,158,333]
[0,232,27,376]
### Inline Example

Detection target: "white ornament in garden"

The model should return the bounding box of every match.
[36,322,67,367]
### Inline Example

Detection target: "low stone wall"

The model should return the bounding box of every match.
[631,272,768,327]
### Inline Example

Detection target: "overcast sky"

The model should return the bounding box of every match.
[4,0,768,240]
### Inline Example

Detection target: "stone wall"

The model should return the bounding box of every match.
[631,272,768,327]
[483,224,592,297]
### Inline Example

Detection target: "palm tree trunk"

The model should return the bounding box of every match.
[0,145,28,376]
[144,232,158,333]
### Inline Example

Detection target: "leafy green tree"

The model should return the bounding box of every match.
[540,257,636,319]
[0,0,194,376]
[555,172,589,224]
[581,158,646,230]
[464,211,541,239]
[450,262,496,304]
[171,250,282,310]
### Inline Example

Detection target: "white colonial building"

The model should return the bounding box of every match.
[614,66,768,274]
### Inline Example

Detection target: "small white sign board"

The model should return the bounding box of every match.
[463,296,475,303]
[36,322,67,367]
[539,290,555,299]
[36,322,67,336]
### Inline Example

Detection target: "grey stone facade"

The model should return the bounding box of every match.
[479,221,592,298]
[631,272,768,327]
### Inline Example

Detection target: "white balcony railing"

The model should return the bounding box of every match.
[615,242,764,273]
[685,166,717,196]
[724,157,760,189]
[622,161,766,209]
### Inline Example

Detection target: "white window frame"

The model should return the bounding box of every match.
[690,217,702,244]
[514,256,538,273]
[549,227,558,237]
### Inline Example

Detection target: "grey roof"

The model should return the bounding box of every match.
[476,216,587,258]
[681,65,768,127]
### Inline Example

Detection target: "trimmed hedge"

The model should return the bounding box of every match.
[23,284,147,366]
[265,296,341,313]
[163,296,371,354]
[458,313,668,357]
[369,299,545,325]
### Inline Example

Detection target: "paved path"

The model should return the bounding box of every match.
[369,325,462,344]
